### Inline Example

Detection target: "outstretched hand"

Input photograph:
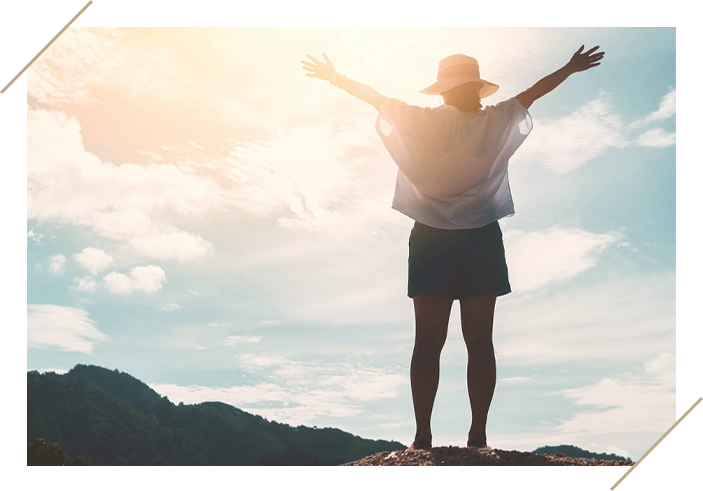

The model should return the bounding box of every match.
[301,53,337,82]
[567,45,605,73]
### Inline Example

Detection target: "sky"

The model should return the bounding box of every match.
[24,27,677,462]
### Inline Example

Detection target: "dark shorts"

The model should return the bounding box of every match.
[408,220,511,299]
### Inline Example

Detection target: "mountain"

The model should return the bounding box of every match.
[27,365,405,465]
[531,444,629,462]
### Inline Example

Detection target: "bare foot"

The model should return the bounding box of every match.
[409,436,432,450]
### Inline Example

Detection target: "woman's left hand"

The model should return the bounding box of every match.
[301,53,337,82]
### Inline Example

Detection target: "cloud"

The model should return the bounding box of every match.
[27,228,44,245]
[27,107,219,261]
[554,353,674,444]
[72,275,98,293]
[516,94,629,173]
[130,229,214,261]
[103,265,167,294]
[225,224,620,330]
[29,368,69,375]
[47,254,66,275]
[162,303,182,311]
[486,271,675,366]
[214,335,262,346]
[503,227,620,292]
[498,376,533,386]
[74,247,115,275]
[218,118,396,234]
[27,304,109,354]
[150,354,406,426]
[635,128,676,148]
[629,89,676,129]
[27,28,121,106]
[486,353,674,461]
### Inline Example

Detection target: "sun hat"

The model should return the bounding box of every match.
[420,54,499,99]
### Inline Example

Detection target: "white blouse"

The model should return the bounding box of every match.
[376,96,533,230]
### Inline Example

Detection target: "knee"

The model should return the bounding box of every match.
[413,335,446,358]
[462,327,493,350]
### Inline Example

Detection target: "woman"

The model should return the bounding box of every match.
[302,44,604,450]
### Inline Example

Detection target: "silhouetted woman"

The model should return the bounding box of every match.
[302,44,604,450]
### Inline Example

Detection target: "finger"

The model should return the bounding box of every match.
[306,54,323,65]
[589,62,601,68]
[322,52,331,63]
[305,73,320,78]
[584,45,600,56]
[301,60,316,68]
[302,65,316,73]
[576,45,584,54]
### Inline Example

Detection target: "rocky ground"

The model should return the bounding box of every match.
[343,446,635,466]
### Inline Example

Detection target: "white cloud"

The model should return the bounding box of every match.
[103,265,167,294]
[27,228,44,245]
[27,304,109,354]
[516,94,629,173]
[486,271,675,366]
[150,354,406,426]
[130,229,214,261]
[218,118,396,234]
[47,254,66,275]
[227,224,621,330]
[30,368,69,375]
[27,107,219,261]
[487,353,674,461]
[629,89,676,129]
[504,227,620,292]
[498,376,533,385]
[214,335,262,346]
[27,28,121,106]
[72,275,98,293]
[136,150,163,163]
[162,303,182,311]
[636,128,676,148]
[73,247,114,275]
[556,352,674,438]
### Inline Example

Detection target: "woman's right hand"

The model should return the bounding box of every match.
[301,53,337,82]
[566,45,605,73]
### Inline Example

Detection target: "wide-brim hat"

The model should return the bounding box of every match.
[420,54,499,99]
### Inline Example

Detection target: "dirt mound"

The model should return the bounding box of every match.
[343,446,635,466]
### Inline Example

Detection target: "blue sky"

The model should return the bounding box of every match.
[24,27,676,461]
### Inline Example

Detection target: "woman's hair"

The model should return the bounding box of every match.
[441,82,483,112]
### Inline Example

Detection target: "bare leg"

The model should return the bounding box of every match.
[410,294,453,448]
[460,293,497,446]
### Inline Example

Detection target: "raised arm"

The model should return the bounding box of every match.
[516,45,605,110]
[302,53,388,111]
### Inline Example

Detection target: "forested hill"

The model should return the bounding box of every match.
[531,444,628,462]
[27,365,405,465]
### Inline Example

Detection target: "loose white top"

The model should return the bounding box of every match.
[376,96,533,230]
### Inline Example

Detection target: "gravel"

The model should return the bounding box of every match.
[343,446,635,466]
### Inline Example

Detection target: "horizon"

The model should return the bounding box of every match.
[26,27,675,462]
[27,363,632,459]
